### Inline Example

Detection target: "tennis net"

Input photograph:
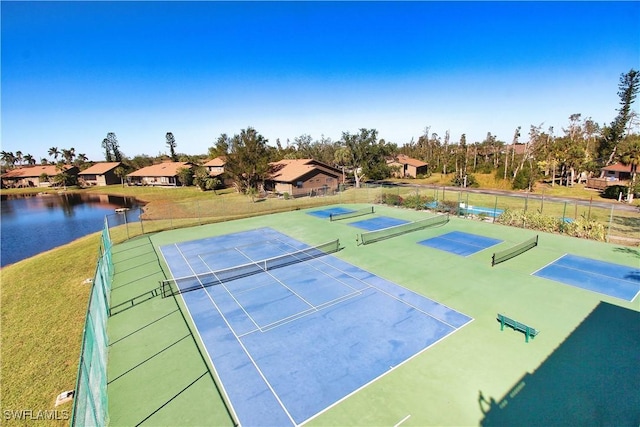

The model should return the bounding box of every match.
[161,239,340,297]
[491,235,538,266]
[330,206,375,221]
[359,214,449,245]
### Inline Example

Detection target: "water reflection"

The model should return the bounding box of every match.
[0,193,143,267]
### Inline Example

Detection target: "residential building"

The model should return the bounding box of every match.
[126,162,193,186]
[586,163,632,190]
[78,162,122,186]
[388,154,428,178]
[1,165,79,188]
[266,159,342,197]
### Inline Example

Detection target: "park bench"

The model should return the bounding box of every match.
[497,313,539,343]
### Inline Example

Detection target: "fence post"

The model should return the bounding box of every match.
[123,209,129,240]
[493,196,498,223]
[561,202,567,232]
[139,208,145,235]
[606,204,614,242]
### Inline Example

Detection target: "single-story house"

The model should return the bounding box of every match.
[586,163,632,190]
[1,165,79,188]
[78,162,122,186]
[266,159,343,197]
[387,154,428,178]
[126,162,193,186]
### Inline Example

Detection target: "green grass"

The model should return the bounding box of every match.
[1,234,100,426]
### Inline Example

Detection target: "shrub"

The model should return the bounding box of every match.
[402,194,432,210]
[564,217,606,241]
[495,209,562,233]
[602,185,627,200]
[512,168,532,190]
[450,173,479,188]
[435,200,459,214]
[375,193,403,206]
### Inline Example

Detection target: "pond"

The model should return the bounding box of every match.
[1,193,142,267]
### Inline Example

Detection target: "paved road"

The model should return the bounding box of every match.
[393,183,640,213]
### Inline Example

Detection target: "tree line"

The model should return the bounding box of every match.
[2,69,639,197]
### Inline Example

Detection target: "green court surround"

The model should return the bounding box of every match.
[107,204,639,426]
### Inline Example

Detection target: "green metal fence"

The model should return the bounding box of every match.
[70,219,112,426]
[104,185,639,246]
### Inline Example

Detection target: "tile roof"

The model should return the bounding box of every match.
[1,165,76,178]
[78,162,122,175]
[269,159,341,182]
[392,154,428,167]
[126,162,193,177]
[203,156,226,167]
[602,163,632,173]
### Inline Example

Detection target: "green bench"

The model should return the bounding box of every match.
[497,313,539,343]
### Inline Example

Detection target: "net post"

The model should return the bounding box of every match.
[525,327,530,343]
[500,315,505,331]
[491,253,496,267]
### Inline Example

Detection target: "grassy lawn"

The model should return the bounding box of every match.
[1,234,100,426]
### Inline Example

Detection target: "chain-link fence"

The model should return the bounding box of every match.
[70,219,112,426]
[104,185,639,246]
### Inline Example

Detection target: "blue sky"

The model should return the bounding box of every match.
[2,1,639,162]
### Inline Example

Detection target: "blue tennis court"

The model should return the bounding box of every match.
[349,216,409,231]
[307,207,354,219]
[418,231,503,256]
[159,228,472,426]
[533,254,640,301]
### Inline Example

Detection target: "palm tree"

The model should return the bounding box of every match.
[61,148,75,164]
[15,151,23,166]
[23,154,36,165]
[48,147,60,162]
[1,151,16,168]
[74,153,88,168]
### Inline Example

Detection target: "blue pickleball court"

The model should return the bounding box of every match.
[307,207,354,219]
[533,254,640,301]
[159,227,472,426]
[418,231,503,256]
[349,216,409,231]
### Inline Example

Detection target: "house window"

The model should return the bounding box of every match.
[296,181,303,188]
[326,177,333,183]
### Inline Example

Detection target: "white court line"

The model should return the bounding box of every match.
[171,245,297,426]
[258,289,367,334]
[235,247,318,311]
[158,245,241,424]
[299,321,470,426]
[275,238,469,330]
[530,253,567,276]
[532,253,639,285]
[394,414,411,427]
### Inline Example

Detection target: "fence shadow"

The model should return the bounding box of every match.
[480,301,640,426]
